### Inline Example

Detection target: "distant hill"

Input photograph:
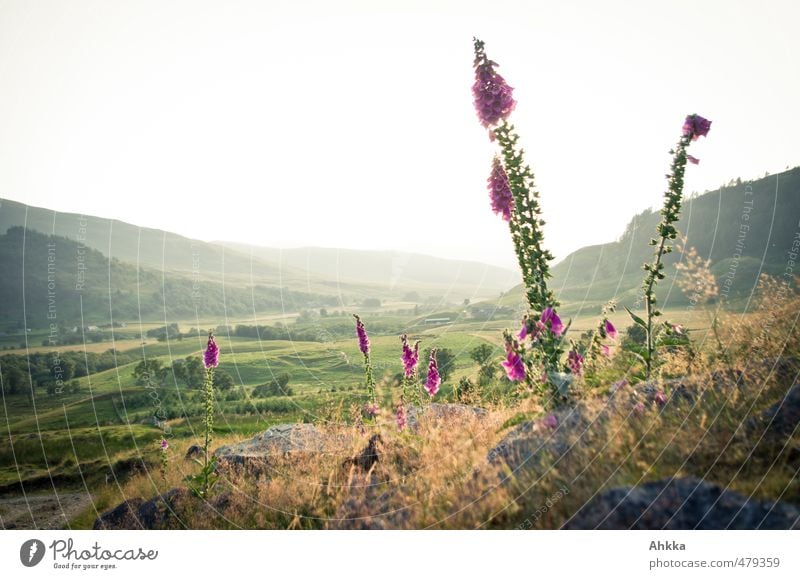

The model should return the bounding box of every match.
[497,167,800,314]
[215,242,520,295]
[0,198,335,288]
[0,198,519,302]
[0,227,341,329]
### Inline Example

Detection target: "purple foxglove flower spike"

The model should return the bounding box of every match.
[682,114,712,141]
[472,42,516,128]
[203,333,220,369]
[425,349,441,396]
[517,317,529,341]
[401,334,420,377]
[541,307,564,337]
[567,350,584,375]
[501,344,526,382]
[354,314,370,355]
[364,403,380,418]
[396,405,407,431]
[160,438,169,450]
[604,319,617,340]
[655,391,668,406]
[488,157,514,221]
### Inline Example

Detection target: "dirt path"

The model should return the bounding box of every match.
[0,492,94,529]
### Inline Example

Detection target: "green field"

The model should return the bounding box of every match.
[0,307,494,494]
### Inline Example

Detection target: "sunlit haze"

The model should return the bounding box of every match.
[1,0,798,269]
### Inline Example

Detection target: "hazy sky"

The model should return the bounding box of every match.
[1,0,798,269]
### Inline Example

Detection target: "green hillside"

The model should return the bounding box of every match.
[499,167,800,313]
[0,198,520,304]
[0,227,340,330]
[0,197,350,292]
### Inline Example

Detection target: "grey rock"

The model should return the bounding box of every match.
[406,403,487,430]
[185,444,203,460]
[490,378,717,478]
[93,488,190,530]
[93,498,146,530]
[607,379,697,411]
[136,488,189,529]
[564,477,800,529]
[332,472,411,530]
[488,402,602,473]
[214,423,350,470]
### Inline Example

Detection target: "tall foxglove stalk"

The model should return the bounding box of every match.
[354,315,378,412]
[630,114,711,378]
[400,334,421,406]
[473,38,555,313]
[187,332,220,498]
[425,348,441,397]
[473,38,565,387]
[158,438,169,485]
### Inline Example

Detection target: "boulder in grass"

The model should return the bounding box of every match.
[563,477,800,529]
[332,472,412,530]
[488,402,602,474]
[606,379,699,412]
[213,423,350,471]
[92,498,146,530]
[184,444,203,460]
[93,488,192,530]
[406,403,487,430]
[487,382,702,480]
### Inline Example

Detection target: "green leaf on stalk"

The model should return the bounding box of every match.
[625,306,648,330]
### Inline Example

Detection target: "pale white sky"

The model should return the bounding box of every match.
[0,0,798,269]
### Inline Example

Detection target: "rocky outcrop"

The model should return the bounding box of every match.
[92,499,146,530]
[184,444,203,460]
[214,423,349,469]
[331,472,411,530]
[488,401,608,474]
[406,403,487,430]
[563,477,800,529]
[93,488,191,530]
[488,380,702,475]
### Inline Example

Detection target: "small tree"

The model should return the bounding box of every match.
[253,373,293,397]
[456,377,480,405]
[183,357,205,389]
[132,359,164,386]
[215,369,235,392]
[478,363,497,387]
[469,344,495,367]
